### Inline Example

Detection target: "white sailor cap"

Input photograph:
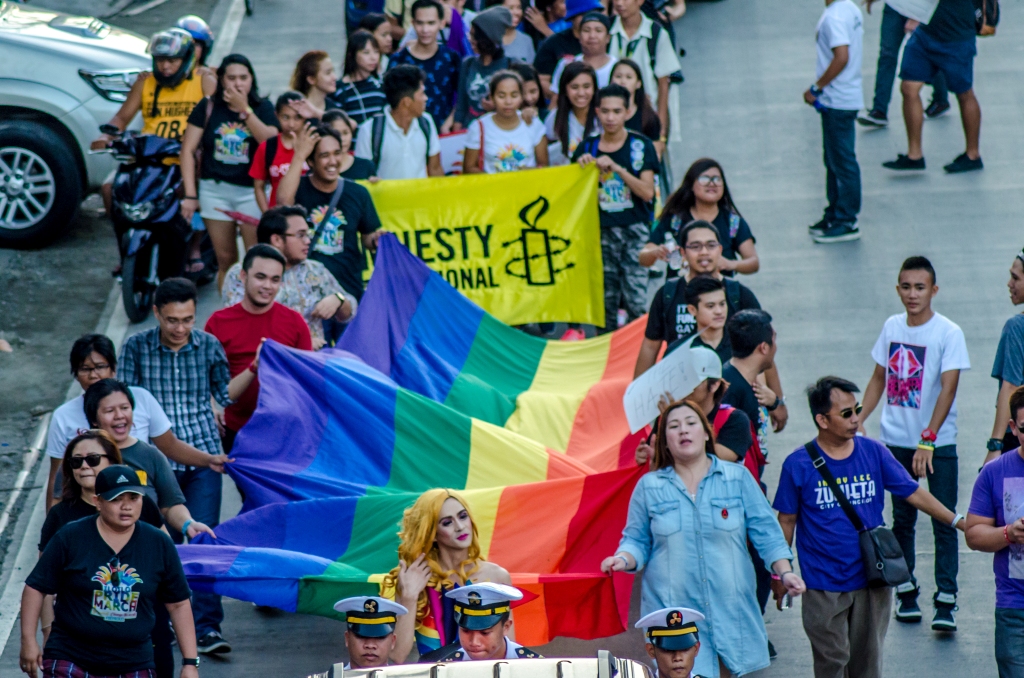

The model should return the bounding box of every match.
[445,582,522,631]
[635,607,705,651]
[333,596,408,637]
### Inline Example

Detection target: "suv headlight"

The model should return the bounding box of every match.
[79,69,141,102]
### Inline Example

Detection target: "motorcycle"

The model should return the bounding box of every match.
[95,125,190,323]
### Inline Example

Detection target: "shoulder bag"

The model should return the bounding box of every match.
[804,442,911,588]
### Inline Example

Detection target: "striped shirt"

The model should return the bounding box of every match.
[119,328,232,464]
[328,77,388,128]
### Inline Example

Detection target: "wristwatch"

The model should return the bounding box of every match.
[768,395,785,412]
[988,438,1004,452]
[182,658,200,667]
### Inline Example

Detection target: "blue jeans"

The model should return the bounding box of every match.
[996,608,1024,677]
[820,108,861,226]
[888,445,958,595]
[871,3,948,114]
[173,467,224,635]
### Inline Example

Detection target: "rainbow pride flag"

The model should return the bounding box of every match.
[339,234,645,471]
[183,467,641,646]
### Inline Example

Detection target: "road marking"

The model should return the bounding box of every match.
[121,0,172,17]
[0,0,246,655]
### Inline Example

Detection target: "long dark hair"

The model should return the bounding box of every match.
[662,157,742,221]
[61,429,123,502]
[652,400,716,469]
[508,62,546,115]
[553,61,598,156]
[345,30,381,77]
[471,23,505,60]
[612,59,659,140]
[215,54,264,110]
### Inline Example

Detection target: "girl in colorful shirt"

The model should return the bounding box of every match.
[464,71,548,174]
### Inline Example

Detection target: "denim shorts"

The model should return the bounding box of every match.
[900,28,976,94]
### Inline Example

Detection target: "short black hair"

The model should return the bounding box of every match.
[1010,385,1024,423]
[84,378,135,427]
[806,376,860,424]
[900,255,936,285]
[322,109,355,131]
[680,219,720,247]
[411,0,444,21]
[310,120,343,155]
[685,275,725,307]
[154,277,198,309]
[383,65,425,109]
[275,90,304,113]
[726,309,773,359]
[242,243,287,272]
[257,205,309,244]
[595,83,630,108]
[70,334,117,375]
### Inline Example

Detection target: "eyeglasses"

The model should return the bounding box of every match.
[696,175,723,186]
[684,241,721,252]
[835,403,863,419]
[70,453,108,469]
[76,364,111,375]
[285,231,312,241]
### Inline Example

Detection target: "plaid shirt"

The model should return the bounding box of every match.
[119,328,232,464]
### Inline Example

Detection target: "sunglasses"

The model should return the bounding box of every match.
[70,453,108,469]
[835,404,863,419]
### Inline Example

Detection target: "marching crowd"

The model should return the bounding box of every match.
[13,0,1017,677]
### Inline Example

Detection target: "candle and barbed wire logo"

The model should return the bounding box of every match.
[501,196,574,286]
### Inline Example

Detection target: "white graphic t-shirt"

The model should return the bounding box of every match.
[465,113,547,174]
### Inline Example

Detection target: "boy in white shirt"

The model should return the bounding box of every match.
[859,256,970,632]
[804,0,863,244]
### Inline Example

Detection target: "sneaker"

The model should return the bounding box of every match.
[197,631,231,654]
[808,218,829,235]
[932,593,958,632]
[925,99,951,119]
[895,584,922,623]
[883,154,926,171]
[857,110,888,127]
[768,640,778,661]
[813,223,861,244]
[944,153,983,174]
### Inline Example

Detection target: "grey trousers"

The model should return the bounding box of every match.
[802,587,892,678]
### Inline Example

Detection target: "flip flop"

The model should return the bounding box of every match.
[185,258,206,274]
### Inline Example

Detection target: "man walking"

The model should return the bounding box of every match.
[986,250,1024,463]
[967,386,1024,677]
[883,0,982,173]
[857,0,948,128]
[805,0,863,244]
[119,277,238,654]
[858,256,970,630]
[774,376,965,678]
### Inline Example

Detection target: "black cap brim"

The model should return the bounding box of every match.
[652,633,699,651]
[458,613,504,631]
[99,487,146,501]
[349,623,395,638]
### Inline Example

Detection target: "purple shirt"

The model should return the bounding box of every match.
[969,449,1024,609]
[772,437,919,591]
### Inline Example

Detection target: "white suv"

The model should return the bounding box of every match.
[0,0,149,246]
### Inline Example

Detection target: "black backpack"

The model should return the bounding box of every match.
[661,276,742,318]
[369,113,432,174]
[262,135,280,176]
[975,0,999,35]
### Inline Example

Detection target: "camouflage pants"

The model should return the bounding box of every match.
[600,223,650,333]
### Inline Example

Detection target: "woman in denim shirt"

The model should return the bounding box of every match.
[602,401,806,677]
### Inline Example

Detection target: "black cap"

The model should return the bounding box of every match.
[95,464,146,501]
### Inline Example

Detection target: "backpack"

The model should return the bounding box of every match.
[661,276,741,316]
[615,21,684,85]
[712,404,765,485]
[262,135,279,177]
[369,113,432,174]
[975,0,999,36]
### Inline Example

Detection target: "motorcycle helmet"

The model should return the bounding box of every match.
[147,29,196,88]
[175,15,215,65]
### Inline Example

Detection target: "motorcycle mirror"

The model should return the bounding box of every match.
[100,124,122,136]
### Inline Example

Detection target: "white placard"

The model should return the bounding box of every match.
[623,337,703,433]
[885,0,940,24]
[439,130,468,174]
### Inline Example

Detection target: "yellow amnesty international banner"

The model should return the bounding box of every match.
[363,164,604,326]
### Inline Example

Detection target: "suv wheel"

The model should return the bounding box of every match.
[0,120,82,248]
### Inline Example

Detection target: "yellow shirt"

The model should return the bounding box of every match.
[140,71,206,140]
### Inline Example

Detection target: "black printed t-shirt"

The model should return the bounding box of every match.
[645,277,761,346]
[650,208,755,277]
[294,177,381,299]
[711,404,752,460]
[721,363,760,429]
[39,496,163,552]
[572,132,660,228]
[187,97,278,187]
[534,28,582,77]
[341,157,377,181]
[26,518,191,674]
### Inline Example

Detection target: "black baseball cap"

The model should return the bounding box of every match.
[95,464,146,501]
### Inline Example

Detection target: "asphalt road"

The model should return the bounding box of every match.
[2,0,1024,675]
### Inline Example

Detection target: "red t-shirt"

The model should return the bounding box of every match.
[205,302,312,432]
[249,138,305,207]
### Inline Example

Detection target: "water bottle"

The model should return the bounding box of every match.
[664,233,683,270]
